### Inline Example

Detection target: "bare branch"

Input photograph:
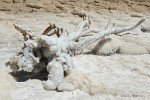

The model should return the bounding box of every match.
[14,24,35,40]
[114,18,145,35]
[67,16,90,41]
[42,24,56,35]
[73,18,145,50]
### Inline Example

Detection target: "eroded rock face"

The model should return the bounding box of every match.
[13,0,24,3]
[0,0,149,12]
[1,0,13,3]
[26,2,44,9]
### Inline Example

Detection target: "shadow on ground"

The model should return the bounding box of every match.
[10,68,48,82]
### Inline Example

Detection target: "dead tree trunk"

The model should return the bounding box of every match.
[6,15,145,91]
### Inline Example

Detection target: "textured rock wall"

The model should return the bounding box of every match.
[0,0,149,13]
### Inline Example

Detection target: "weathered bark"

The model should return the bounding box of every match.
[6,15,145,91]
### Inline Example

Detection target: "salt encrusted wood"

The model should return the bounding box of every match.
[6,15,145,91]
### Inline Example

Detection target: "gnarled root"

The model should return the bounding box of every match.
[6,14,145,91]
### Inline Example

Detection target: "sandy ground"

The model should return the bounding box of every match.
[0,9,150,100]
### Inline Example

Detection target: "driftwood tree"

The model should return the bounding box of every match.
[6,14,145,91]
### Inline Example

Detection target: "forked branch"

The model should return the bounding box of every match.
[73,18,145,50]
